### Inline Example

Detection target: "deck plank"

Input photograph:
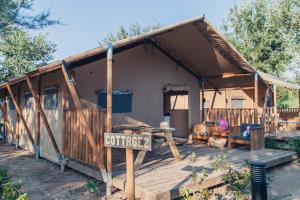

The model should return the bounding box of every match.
[112,144,298,200]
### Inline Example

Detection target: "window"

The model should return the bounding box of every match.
[231,96,244,109]
[24,92,33,109]
[8,98,15,110]
[97,90,133,113]
[43,86,58,110]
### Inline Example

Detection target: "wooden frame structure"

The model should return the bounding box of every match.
[0,16,299,200]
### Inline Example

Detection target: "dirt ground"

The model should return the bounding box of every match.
[0,143,126,200]
[1,142,300,200]
[268,161,300,200]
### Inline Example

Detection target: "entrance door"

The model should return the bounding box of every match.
[163,91,189,138]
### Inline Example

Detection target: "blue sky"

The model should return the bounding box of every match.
[33,0,242,60]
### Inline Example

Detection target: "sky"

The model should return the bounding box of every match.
[33,0,242,60]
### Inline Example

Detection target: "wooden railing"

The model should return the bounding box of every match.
[204,107,300,133]
[278,108,300,119]
[203,108,260,127]
[62,108,106,167]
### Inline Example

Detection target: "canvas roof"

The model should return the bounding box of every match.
[1,16,297,92]
[258,71,300,90]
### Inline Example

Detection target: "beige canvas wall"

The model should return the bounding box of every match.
[73,45,201,129]
[6,70,64,163]
[6,44,201,160]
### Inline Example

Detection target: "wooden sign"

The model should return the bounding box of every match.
[104,133,152,151]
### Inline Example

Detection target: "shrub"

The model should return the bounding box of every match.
[0,166,28,200]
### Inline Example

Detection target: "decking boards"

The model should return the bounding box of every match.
[112,144,297,200]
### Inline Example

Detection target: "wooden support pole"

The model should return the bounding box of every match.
[126,148,135,200]
[106,45,113,196]
[25,75,61,155]
[262,86,270,128]
[6,83,36,149]
[273,84,277,115]
[210,90,217,109]
[61,87,67,154]
[254,73,259,123]
[36,76,41,146]
[15,83,21,148]
[0,102,14,142]
[61,64,108,182]
[201,79,205,122]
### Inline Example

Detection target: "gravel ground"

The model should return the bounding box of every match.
[268,161,300,200]
[0,143,126,200]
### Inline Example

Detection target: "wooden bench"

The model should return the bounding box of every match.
[228,124,265,151]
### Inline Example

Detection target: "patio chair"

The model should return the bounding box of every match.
[192,122,217,141]
[228,123,265,151]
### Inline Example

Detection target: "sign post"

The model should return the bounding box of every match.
[104,133,152,200]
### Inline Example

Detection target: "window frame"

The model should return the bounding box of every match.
[97,90,133,113]
[42,86,59,110]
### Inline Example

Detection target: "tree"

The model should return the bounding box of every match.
[223,0,300,107]
[0,28,56,81]
[0,0,59,83]
[0,0,60,34]
[222,0,300,76]
[99,23,161,46]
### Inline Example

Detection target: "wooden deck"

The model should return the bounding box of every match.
[111,144,297,200]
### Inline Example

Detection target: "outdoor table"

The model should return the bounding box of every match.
[114,125,182,170]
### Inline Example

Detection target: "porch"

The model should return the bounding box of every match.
[111,143,296,200]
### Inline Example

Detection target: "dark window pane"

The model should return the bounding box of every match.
[24,92,33,109]
[97,90,132,113]
[43,87,58,110]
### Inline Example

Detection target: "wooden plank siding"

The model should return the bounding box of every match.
[62,109,106,167]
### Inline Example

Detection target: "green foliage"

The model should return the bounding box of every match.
[0,0,60,34]
[223,0,300,107]
[181,152,251,200]
[0,28,56,82]
[223,167,251,200]
[99,23,161,46]
[85,180,98,193]
[223,0,300,76]
[265,137,281,149]
[287,137,300,153]
[211,153,229,171]
[0,166,28,200]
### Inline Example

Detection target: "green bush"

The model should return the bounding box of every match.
[0,166,28,200]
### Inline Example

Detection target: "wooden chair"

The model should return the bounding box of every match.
[192,122,217,141]
[228,124,265,151]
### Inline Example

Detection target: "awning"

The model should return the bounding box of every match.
[258,71,300,90]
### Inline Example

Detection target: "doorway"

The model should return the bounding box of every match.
[163,90,189,138]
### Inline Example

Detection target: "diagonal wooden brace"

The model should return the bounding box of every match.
[61,63,109,182]
[6,83,39,157]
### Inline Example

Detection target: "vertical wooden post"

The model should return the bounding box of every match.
[254,73,259,123]
[201,79,205,122]
[273,84,278,134]
[273,84,277,115]
[106,45,113,196]
[6,83,36,151]
[126,148,135,200]
[61,87,67,154]
[15,83,21,148]
[0,102,14,142]
[36,76,41,146]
